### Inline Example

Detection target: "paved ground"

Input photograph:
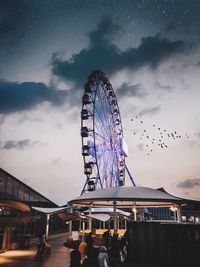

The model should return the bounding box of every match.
[0,233,162,267]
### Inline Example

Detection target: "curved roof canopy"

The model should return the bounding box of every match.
[0,199,31,212]
[70,186,185,208]
[31,206,79,221]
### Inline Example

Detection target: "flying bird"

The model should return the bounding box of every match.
[127,114,190,156]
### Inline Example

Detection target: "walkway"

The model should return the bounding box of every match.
[0,233,162,267]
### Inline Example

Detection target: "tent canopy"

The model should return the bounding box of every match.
[86,213,110,222]
[84,207,131,217]
[32,206,69,215]
[70,186,185,208]
[31,206,79,221]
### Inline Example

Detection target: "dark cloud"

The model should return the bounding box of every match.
[0,80,69,114]
[117,83,146,99]
[52,18,191,86]
[0,1,29,45]
[138,106,161,117]
[177,178,200,189]
[1,139,38,150]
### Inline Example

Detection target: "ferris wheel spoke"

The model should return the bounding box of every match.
[101,150,111,187]
[96,85,112,122]
[95,108,110,140]
[103,148,115,186]
[93,130,110,143]
[93,118,111,142]
[95,109,113,142]
[95,88,110,126]
[97,86,114,132]
[108,150,117,186]
[96,146,110,161]
[96,88,113,132]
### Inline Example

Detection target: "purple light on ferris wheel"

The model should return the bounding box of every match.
[115,119,120,125]
[113,109,118,116]
[117,129,122,135]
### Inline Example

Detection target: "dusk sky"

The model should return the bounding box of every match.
[0,0,200,205]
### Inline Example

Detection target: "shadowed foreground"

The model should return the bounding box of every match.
[0,233,162,267]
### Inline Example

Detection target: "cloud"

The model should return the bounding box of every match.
[52,18,191,86]
[196,132,200,138]
[0,80,70,114]
[138,106,161,117]
[1,139,39,150]
[155,82,173,91]
[177,178,200,189]
[0,1,29,46]
[117,83,146,99]
[137,143,144,151]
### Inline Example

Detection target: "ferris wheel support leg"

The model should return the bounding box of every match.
[125,164,136,186]
[81,178,89,195]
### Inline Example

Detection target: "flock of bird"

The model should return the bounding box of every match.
[124,116,190,156]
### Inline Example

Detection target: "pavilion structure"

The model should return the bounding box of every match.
[69,186,186,234]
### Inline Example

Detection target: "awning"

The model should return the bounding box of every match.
[84,207,131,217]
[0,199,31,212]
[32,206,79,221]
[86,213,110,222]
[70,186,185,208]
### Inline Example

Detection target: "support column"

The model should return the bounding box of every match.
[117,216,120,230]
[177,205,182,223]
[124,217,127,230]
[133,206,137,221]
[69,207,73,236]
[45,214,50,240]
[82,220,85,242]
[88,206,92,231]
[113,201,117,234]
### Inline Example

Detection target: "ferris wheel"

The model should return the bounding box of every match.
[80,70,132,194]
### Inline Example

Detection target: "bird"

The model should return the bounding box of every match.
[127,114,190,156]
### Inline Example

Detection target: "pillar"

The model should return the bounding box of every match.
[113,201,117,234]
[176,205,182,223]
[68,206,73,235]
[45,214,50,240]
[132,207,137,221]
[88,206,92,231]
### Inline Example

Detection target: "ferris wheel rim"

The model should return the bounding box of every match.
[81,70,125,193]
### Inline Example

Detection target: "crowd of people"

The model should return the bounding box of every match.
[69,229,128,267]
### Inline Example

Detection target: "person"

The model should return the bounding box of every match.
[63,235,74,248]
[78,240,87,261]
[43,237,51,257]
[85,232,94,258]
[35,231,46,258]
[110,233,120,266]
[69,243,81,267]
[102,229,111,249]
[98,246,110,267]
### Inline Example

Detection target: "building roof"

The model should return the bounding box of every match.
[0,168,58,207]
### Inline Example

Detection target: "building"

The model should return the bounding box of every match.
[0,168,66,252]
